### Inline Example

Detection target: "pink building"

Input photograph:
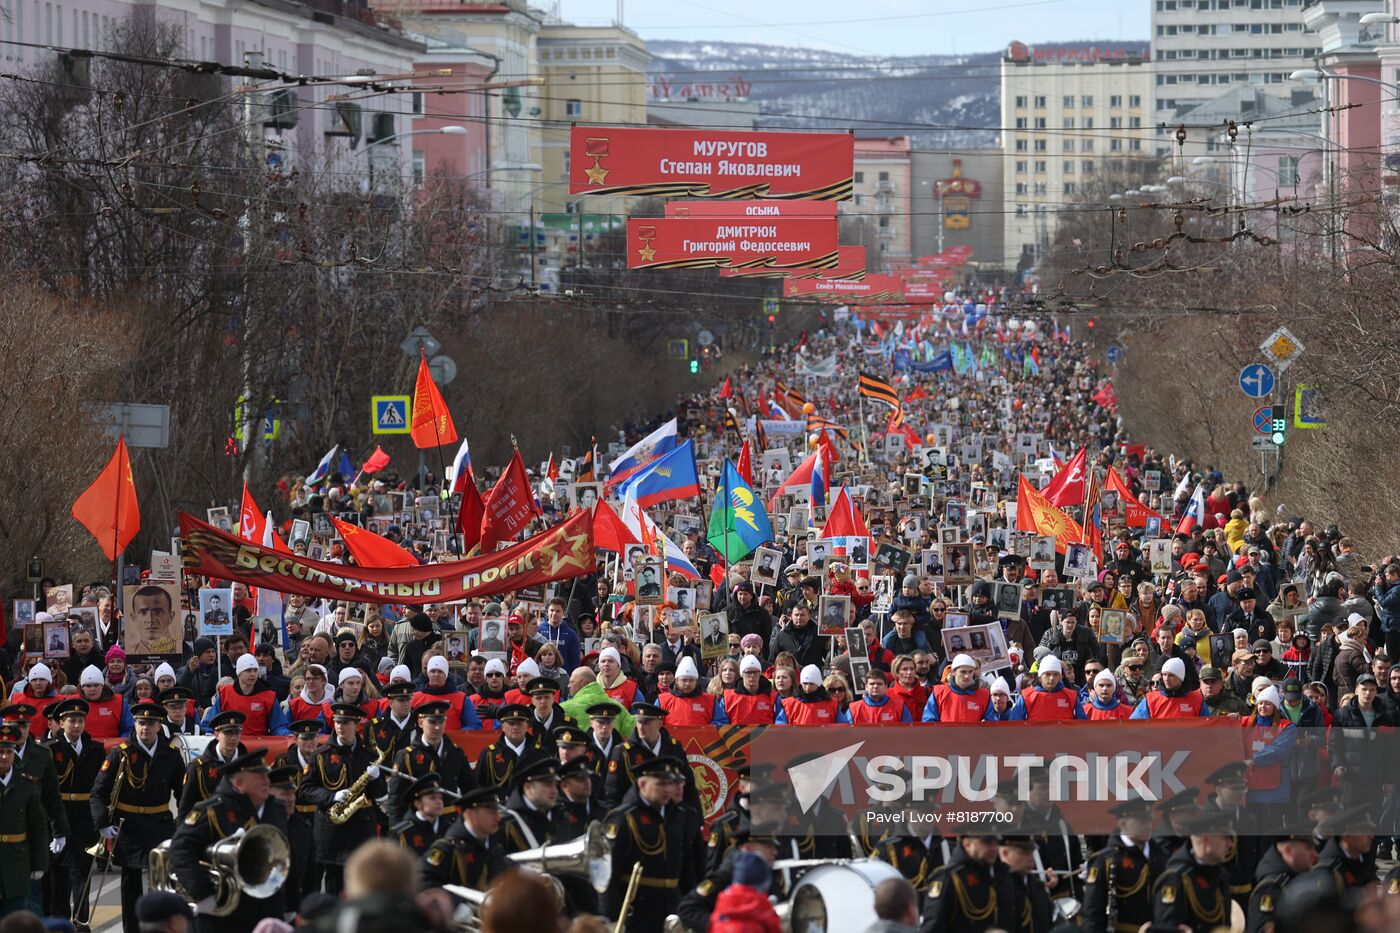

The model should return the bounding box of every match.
[408,44,494,185]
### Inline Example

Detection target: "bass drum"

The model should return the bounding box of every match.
[784,860,903,933]
[171,734,214,767]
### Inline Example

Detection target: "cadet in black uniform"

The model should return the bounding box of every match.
[501,757,560,852]
[296,702,387,895]
[265,764,306,917]
[387,700,473,824]
[366,682,417,763]
[553,756,603,916]
[168,749,288,933]
[603,703,698,811]
[603,755,691,933]
[158,687,202,738]
[422,785,511,890]
[585,704,620,805]
[475,704,547,790]
[1200,761,1263,907]
[1307,804,1377,893]
[176,710,247,818]
[524,678,570,757]
[90,700,185,933]
[1152,809,1235,932]
[995,834,1055,933]
[918,827,1002,933]
[705,764,753,874]
[1247,821,1318,933]
[1152,788,1201,860]
[676,824,781,933]
[273,719,322,904]
[1081,799,1165,933]
[45,698,105,929]
[1023,766,1082,899]
[4,702,68,897]
[871,831,951,890]
[391,772,450,857]
[0,724,50,921]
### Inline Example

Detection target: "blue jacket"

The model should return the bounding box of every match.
[1374,580,1400,634]
[1244,714,1299,804]
[882,628,931,654]
[535,620,582,670]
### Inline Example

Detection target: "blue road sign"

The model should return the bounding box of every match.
[1107,345,1125,364]
[1253,407,1273,435]
[1238,364,1275,399]
[371,395,411,435]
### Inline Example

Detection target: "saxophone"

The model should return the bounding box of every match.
[328,744,391,825]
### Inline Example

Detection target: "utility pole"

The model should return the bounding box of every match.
[240,51,266,485]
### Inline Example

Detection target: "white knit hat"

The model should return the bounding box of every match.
[1038,656,1063,676]
[1094,669,1117,688]
[484,658,507,677]
[1161,658,1186,682]
[1255,686,1282,710]
[235,654,259,675]
[990,676,1011,696]
[338,667,363,685]
[800,664,823,686]
[676,657,699,680]
[427,656,449,675]
[516,658,540,679]
[27,663,52,683]
[80,665,103,687]
[739,655,762,674]
[153,662,176,682]
[598,647,622,666]
[950,653,976,670]
[390,664,412,684]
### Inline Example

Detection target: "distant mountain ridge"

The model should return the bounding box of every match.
[646,38,1148,150]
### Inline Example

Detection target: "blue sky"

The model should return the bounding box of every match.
[559,0,1152,57]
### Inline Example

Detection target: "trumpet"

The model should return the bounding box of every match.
[328,745,391,825]
[76,750,128,926]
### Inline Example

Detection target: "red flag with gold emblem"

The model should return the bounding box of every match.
[479,450,540,553]
[1015,475,1085,556]
[328,515,419,569]
[410,352,458,449]
[72,437,140,560]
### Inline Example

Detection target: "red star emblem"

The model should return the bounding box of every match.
[1123,857,1134,868]
[226,810,236,822]
[465,853,475,864]
[495,754,505,764]
[639,814,651,826]
[1195,875,1209,889]
[902,845,913,857]
[412,835,424,847]
[415,753,426,764]
[330,755,341,765]
[966,875,979,887]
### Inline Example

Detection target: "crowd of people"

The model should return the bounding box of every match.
[2,297,1398,933]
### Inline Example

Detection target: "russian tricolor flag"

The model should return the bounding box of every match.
[608,418,679,486]
[448,439,473,493]
[305,444,339,486]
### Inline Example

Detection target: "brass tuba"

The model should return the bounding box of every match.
[149,824,291,917]
[506,821,613,893]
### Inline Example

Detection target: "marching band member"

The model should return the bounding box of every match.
[501,757,560,853]
[386,700,474,825]
[367,681,418,762]
[158,687,202,737]
[421,786,509,891]
[176,711,246,818]
[266,764,310,915]
[603,755,690,932]
[296,702,386,895]
[391,772,450,858]
[475,704,548,791]
[45,699,105,929]
[603,703,697,810]
[0,724,49,919]
[90,701,184,933]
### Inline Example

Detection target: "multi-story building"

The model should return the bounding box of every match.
[846,137,913,267]
[1000,41,1152,272]
[1151,0,1321,157]
[12,0,424,176]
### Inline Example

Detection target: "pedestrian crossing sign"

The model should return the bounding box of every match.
[371,395,411,435]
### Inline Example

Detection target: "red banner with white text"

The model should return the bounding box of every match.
[627,217,839,270]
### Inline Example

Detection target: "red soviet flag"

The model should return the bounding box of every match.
[479,450,540,552]
[735,439,753,486]
[411,352,459,449]
[361,446,391,475]
[328,516,419,568]
[72,437,141,561]
[456,466,486,554]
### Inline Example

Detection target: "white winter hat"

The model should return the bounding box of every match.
[484,658,507,677]
[390,664,412,684]
[676,657,699,680]
[800,664,823,686]
[1094,669,1118,688]
[338,666,363,685]
[740,655,762,674]
[599,647,622,666]
[235,654,259,675]
[80,665,103,687]
[1255,686,1282,710]
[1038,656,1063,676]
[1161,658,1186,683]
[427,656,449,675]
[951,653,976,671]
[516,658,540,679]
[990,676,1011,696]
[34,612,53,625]
[27,663,52,683]
[153,662,176,682]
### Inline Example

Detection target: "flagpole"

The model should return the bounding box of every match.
[113,437,125,627]
[423,351,460,554]
[857,394,870,465]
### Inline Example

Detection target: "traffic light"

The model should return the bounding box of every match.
[1271,410,1286,446]
[689,359,699,375]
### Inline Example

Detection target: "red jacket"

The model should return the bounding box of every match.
[723,687,777,725]
[215,682,278,736]
[1144,689,1207,719]
[84,690,126,739]
[710,884,782,933]
[658,690,718,726]
[888,682,930,722]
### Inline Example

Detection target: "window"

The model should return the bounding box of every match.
[854,194,863,205]
[1015,117,1028,129]
[1015,95,1027,107]
[1063,182,1076,194]
[1015,160,1027,173]
[1082,160,1094,173]
[1082,139,1094,151]
[1083,118,1094,129]
[1081,95,1093,107]
[1063,118,1075,128]
[1035,140,1046,151]
[565,99,582,116]
[1063,140,1075,152]
[878,171,889,181]
[411,93,423,115]
[854,171,864,183]
[1130,117,1141,128]
[1111,116,1122,128]
[1063,95,1074,107]
[1130,96,1141,107]
[1015,140,1028,151]
[1016,205,1027,216]
[1034,95,1046,107]
[1035,160,1047,172]
[412,151,425,189]
[1035,118,1046,129]
[1034,183,1047,194]
[1015,182,1028,194]
[1278,155,1299,185]
[1110,95,1122,107]
[878,217,889,228]
[1111,139,1123,151]
[1063,160,1075,173]
[1131,140,1142,151]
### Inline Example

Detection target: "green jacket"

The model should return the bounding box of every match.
[1205,690,1251,717]
[0,770,50,898]
[15,738,68,838]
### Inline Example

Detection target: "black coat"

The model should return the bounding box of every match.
[297,739,387,864]
[769,621,826,670]
[90,737,185,870]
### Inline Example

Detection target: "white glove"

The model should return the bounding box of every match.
[228,827,245,841]
[50,837,65,855]
[100,826,119,840]
[29,871,42,880]
[333,790,350,803]
[194,896,217,916]
[366,765,380,780]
